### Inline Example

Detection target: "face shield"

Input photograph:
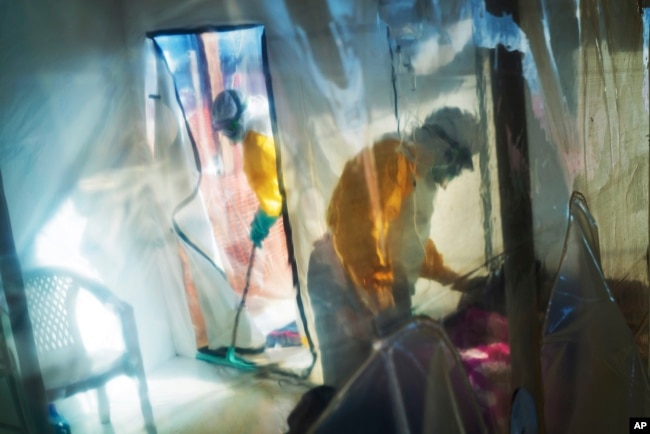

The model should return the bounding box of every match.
[413,107,478,188]
[211,89,247,142]
[429,137,474,188]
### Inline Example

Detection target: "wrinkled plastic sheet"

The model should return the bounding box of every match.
[311,317,488,434]
[0,0,649,432]
[541,193,650,433]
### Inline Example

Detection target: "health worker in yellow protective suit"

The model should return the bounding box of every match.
[308,107,479,387]
[191,89,281,359]
[328,107,477,314]
[211,89,282,248]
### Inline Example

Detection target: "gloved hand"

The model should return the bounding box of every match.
[250,209,278,248]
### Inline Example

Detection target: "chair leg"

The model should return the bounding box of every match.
[97,386,111,425]
[135,369,156,434]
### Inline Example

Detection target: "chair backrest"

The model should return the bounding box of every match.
[21,269,92,388]
[23,271,84,355]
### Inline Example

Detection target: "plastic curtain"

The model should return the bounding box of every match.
[0,0,648,432]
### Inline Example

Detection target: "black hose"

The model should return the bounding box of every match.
[229,245,256,350]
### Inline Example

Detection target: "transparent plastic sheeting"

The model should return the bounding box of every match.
[309,194,650,434]
[150,29,307,369]
[147,36,272,354]
[0,0,648,432]
[311,318,489,434]
[541,194,650,434]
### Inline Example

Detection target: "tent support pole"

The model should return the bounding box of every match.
[486,0,545,431]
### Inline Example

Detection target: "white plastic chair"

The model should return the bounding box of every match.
[22,267,156,432]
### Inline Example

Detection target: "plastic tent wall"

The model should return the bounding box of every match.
[311,317,489,434]
[541,193,650,434]
[1,0,649,432]
[307,193,650,434]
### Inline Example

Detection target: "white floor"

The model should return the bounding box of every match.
[55,356,314,434]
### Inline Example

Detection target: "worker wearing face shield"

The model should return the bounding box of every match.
[211,89,282,249]
[192,89,282,360]
[308,107,478,387]
[327,106,477,315]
